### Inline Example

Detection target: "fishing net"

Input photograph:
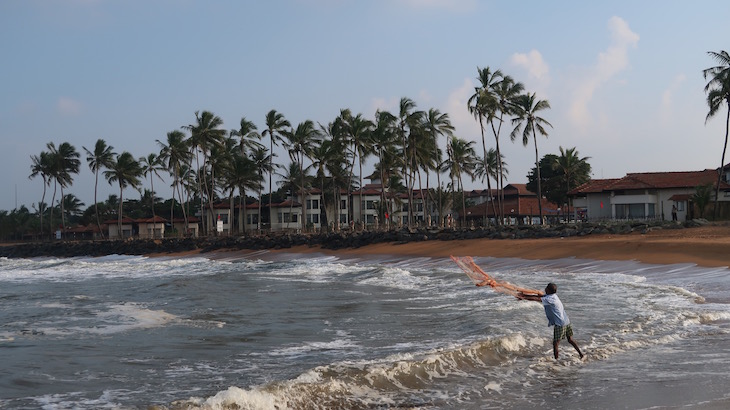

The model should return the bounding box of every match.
[450,255,544,297]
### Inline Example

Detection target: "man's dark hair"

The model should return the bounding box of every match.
[545,283,558,294]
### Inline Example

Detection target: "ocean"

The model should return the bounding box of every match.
[1,251,729,409]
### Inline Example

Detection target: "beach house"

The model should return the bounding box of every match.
[568,169,730,222]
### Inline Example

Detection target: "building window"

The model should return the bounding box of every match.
[361,200,377,210]
[278,212,297,223]
[247,214,259,224]
[307,199,319,210]
[307,214,320,224]
[677,201,685,212]
[340,214,348,223]
[218,214,229,224]
[341,199,347,210]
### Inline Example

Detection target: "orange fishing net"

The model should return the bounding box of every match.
[450,255,544,297]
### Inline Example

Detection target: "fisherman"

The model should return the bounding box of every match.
[517,283,584,360]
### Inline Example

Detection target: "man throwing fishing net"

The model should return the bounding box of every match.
[516,283,584,360]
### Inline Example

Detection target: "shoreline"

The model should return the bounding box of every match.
[221,225,730,268]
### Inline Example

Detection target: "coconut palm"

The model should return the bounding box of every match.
[396,97,424,227]
[553,146,591,220]
[468,67,501,221]
[104,152,143,238]
[283,120,320,231]
[372,110,398,227]
[61,193,85,225]
[445,136,478,227]
[346,112,375,227]
[474,147,507,223]
[230,116,263,156]
[510,93,553,224]
[220,147,261,235]
[309,126,345,231]
[157,130,192,231]
[490,75,524,222]
[703,50,730,219]
[183,110,226,235]
[276,162,309,229]
[83,139,115,238]
[29,151,53,237]
[262,110,291,229]
[46,142,81,237]
[423,108,453,226]
[249,146,274,232]
[139,153,165,227]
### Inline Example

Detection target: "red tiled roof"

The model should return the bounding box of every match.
[137,216,167,223]
[569,170,730,195]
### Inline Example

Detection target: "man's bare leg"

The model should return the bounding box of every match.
[567,336,584,359]
[553,340,559,359]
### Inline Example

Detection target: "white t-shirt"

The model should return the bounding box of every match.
[541,293,570,327]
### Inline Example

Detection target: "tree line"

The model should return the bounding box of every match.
[5,66,605,241]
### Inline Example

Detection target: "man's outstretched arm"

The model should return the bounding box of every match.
[516,292,542,302]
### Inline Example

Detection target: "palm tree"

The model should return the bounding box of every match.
[309,127,345,232]
[510,92,553,224]
[262,110,291,230]
[423,108,453,226]
[372,110,398,228]
[183,110,226,235]
[396,97,424,227]
[445,136,478,227]
[276,162,309,230]
[139,153,165,227]
[553,146,591,220]
[474,147,506,223]
[61,193,85,225]
[158,130,192,232]
[346,112,375,227]
[703,50,730,219]
[83,139,115,239]
[220,144,261,235]
[46,142,81,236]
[283,120,320,231]
[230,116,263,156]
[490,75,524,222]
[29,151,53,237]
[104,152,143,238]
[249,146,274,233]
[468,67,501,222]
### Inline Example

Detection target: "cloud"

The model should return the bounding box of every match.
[445,78,480,140]
[659,74,687,123]
[57,97,82,116]
[568,16,639,130]
[510,49,551,95]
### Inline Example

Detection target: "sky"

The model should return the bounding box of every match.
[1,0,729,213]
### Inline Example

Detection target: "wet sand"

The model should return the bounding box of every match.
[267,224,730,268]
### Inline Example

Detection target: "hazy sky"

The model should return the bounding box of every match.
[2,0,729,212]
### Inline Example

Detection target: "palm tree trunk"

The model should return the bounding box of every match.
[713,107,730,220]
[118,185,123,238]
[50,181,57,237]
[94,170,104,239]
[40,179,47,240]
[533,132,543,224]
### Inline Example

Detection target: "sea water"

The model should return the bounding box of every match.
[1,251,729,409]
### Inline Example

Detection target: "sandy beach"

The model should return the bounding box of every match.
[256,224,730,268]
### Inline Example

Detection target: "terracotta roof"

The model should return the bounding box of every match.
[569,178,621,195]
[103,216,137,225]
[137,216,167,223]
[64,224,101,233]
[569,170,730,195]
[171,216,200,223]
